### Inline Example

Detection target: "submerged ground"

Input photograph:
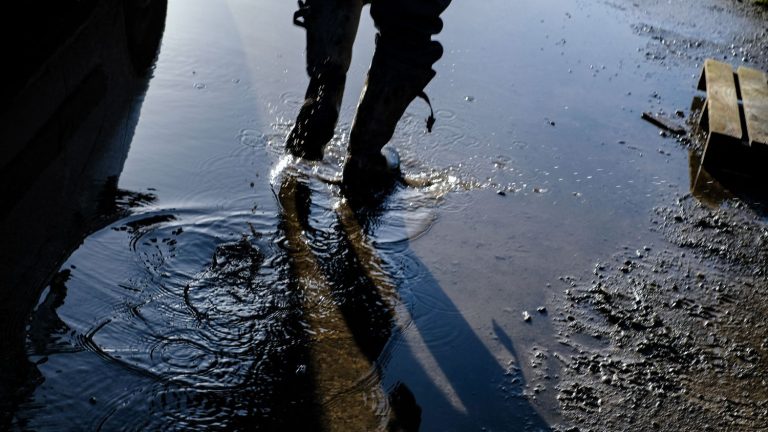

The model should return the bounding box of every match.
[3,0,768,430]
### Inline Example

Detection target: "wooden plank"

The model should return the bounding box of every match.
[737,66,768,147]
[700,59,743,141]
[641,112,686,134]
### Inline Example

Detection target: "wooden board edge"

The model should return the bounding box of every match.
[736,66,768,147]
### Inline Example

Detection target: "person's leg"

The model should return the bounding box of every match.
[344,0,451,181]
[286,0,365,160]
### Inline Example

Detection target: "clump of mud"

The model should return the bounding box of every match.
[548,195,768,431]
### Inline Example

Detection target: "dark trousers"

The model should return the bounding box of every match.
[369,0,451,68]
[296,0,451,78]
[289,0,452,160]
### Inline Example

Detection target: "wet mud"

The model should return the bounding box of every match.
[551,194,768,431]
[547,2,768,428]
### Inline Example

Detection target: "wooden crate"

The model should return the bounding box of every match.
[698,59,768,168]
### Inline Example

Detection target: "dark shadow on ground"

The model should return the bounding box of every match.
[0,0,167,426]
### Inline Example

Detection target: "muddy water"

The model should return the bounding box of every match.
[7,0,768,430]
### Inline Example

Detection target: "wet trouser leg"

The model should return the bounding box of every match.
[346,0,452,161]
[287,0,364,160]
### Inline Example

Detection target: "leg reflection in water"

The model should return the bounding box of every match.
[274,169,551,430]
[277,173,422,431]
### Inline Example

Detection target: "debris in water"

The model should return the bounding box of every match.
[641,111,686,134]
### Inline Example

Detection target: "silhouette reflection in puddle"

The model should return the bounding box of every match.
[274,163,551,430]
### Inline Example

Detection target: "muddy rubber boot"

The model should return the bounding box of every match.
[342,144,402,210]
[286,0,364,160]
[342,37,442,187]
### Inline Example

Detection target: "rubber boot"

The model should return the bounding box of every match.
[342,36,442,189]
[286,0,364,160]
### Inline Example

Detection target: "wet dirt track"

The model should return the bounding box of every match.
[3,0,768,431]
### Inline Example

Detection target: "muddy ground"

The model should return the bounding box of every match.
[546,194,768,431]
[534,2,768,430]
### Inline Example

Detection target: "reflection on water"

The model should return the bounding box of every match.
[273,163,549,430]
[9,151,545,429]
[689,150,734,207]
[689,148,768,214]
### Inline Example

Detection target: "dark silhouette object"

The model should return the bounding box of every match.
[388,382,423,432]
[286,0,450,185]
[0,0,168,426]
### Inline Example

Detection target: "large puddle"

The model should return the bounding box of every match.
[5,0,767,430]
